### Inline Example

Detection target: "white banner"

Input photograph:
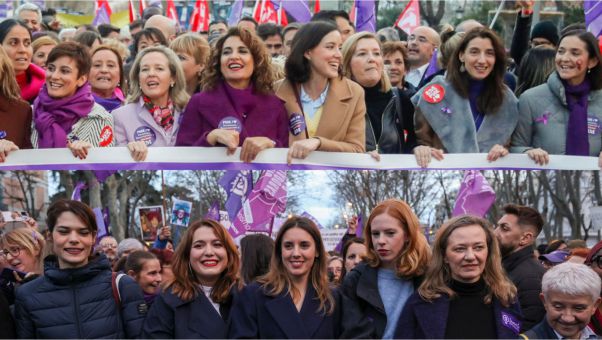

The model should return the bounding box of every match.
[320,229,348,252]
[0,147,600,171]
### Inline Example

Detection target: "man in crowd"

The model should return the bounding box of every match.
[209,19,228,37]
[510,0,559,67]
[282,23,301,57]
[522,262,600,339]
[494,204,546,331]
[257,23,284,57]
[14,2,43,33]
[312,10,355,42]
[144,15,177,42]
[238,16,258,33]
[97,235,119,266]
[405,26,440,89]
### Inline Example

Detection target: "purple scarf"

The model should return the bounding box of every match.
[564,79,591,156]
[93,93,122,112]
[468,79,485,131]
[143,291,157,305]
[34,82,95,148]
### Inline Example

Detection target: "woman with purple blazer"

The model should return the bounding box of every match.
[175,27,288,163]
[112,46,190,161]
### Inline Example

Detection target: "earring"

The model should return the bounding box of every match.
[588,68,591,74]
[460,62,466,73]
[170,83,174,88]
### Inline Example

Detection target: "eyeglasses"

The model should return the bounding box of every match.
[100,243,117,249]
[590,256,602,269]
[0,246,21,258]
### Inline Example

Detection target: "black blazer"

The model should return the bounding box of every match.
[228,282,341,339]
[142,286,235,339]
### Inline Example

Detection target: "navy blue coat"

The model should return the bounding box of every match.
[395,291,523,339]
[142,286,235,338]
[521,317,559,339]
[228,282,342,339]
[14,255,146,339]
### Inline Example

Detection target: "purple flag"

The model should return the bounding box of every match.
[280,0,312,23]
[356,214,363,238]
[92,4,111,26]
[94,207,108,245]
[228,0,245,26]
[300,211,324,229]
[355,0,376,32]
[102,207,110,231]
[452,170,496,217]
[71,181,87,201]
[205,201,220,221]
[232,170,287,234]
[585,0,602,37]
[219,170,253,220]
[423,48,440,80]
[0,3,8,20]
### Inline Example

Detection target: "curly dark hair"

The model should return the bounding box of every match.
[202,26,274,94]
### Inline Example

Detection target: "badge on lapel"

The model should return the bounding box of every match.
[534,111,551,125]
[422,84,445,104]
[588,116,600,135]
[218,116,242,133]
[0,130,6,139]
[289,112,306,136]
[134,126,157,146]
[98,126,113,147]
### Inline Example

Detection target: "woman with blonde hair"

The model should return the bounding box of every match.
[169,33,210,95]
[395,215,521,339]
[229,216,341,338]
[31,35,57,69]
[176,27,288,163]
[340,199,431,339]
[142,219,240,338]
[342,31,416,155]
[112,45,189,161]
[0,47,32,162]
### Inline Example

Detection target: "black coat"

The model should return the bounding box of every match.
[340,262,423,339]
[510,12,533,68]
[142,286,235,338]
[365,87,417,154]
[0,290,15,339]
[228,282,342,339]
[502,246,546,331]
[521,316,559,339]
[14,255,146,339]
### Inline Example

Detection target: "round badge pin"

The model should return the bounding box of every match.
[218,116,242,133]
[422,84,445,104]
[588,116,601,135]
[0,130,6,139]
[98,126,113,147]
[289,113,306,136]
[134,126,157,146]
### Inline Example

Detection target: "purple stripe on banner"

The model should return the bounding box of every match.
[0,162,547,172]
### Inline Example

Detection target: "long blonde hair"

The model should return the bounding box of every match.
[418,215,517,306]
[127,45,190,111]
[363,199,431,278]
[259,216,334,314]
[341,31,392,92]
[0,48,22,102]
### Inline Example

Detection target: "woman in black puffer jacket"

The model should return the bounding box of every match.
[14,200,146,339]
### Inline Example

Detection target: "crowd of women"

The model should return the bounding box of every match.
[1,7,601,166]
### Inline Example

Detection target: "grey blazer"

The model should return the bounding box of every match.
[412,75,519,153]
[511,72,602,155]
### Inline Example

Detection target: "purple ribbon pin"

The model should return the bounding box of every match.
[440,106,452,117]
[535,112,551,125]
[0,130,6,139]
[501,311,521,334]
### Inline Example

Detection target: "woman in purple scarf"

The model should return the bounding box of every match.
[175,26,288,163]
[89,45,126,113]
[32,41,114,158]
[512,30,602,166]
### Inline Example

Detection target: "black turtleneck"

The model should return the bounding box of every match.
[444,278,497,339]
[363,85,393,142]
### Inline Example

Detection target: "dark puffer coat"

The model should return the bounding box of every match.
[14,255,146,339]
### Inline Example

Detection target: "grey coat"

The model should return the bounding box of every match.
[511,72,602,155]
[412,75,519,153]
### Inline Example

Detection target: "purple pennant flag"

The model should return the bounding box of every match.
[71,181,87,201]
[102,207,110,231]
[0,3,8,20]
[300,211,324,229]
[92,4,111,26]
[219,170,253,221]
[205,201,220,221]
[585,0,602,37]
[355,0,376,32]
[452,170,496,217]
[280,0,312,23]
[356,214,363,238]
[232,170,287,234]
[228,0,244,26]
[94,207,108,245]
[423,48,440,80]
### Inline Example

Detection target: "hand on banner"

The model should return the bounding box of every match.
[127,141,149,162]
[240,137,274,163]
[207,129,240,155]
[287,138,321,165]
[347,215,358,235]
[486,144,509,162]
[368,150,381,162]
[158,226,171,241]
[598,152,602,168]
[68,140,93,160]
[413,145,444,168]
[526,148,550,165]
[0,140,18,163]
